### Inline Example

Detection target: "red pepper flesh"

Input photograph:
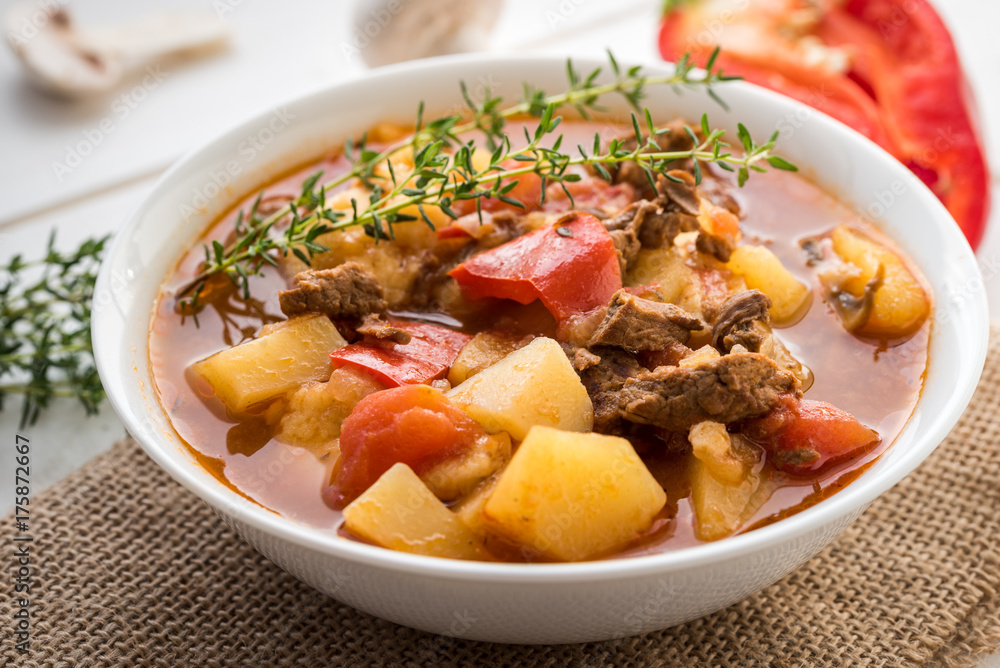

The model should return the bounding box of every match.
[658,0,990,248]
[330,320,470,387]
[448,212,622,322]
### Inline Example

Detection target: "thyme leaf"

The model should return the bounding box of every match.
[0,232,108,427]
[178,50,795,307]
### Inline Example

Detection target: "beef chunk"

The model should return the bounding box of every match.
[613,161,656,200]
[278,262,387,319]
[608,123,697,199]
[712,290,771,353]
[604,201,654,233]
[656,171,701,216]
[601,170,705,255]
[356,313,411,344]
[603,201,660,272]
[618,352,798,431]
[605,198,701,262]
[560,342,602,372]
[589,290,704,351]
[695,231,733,262]
[483,210,532,248]
[608,228,642,276]
[637,209,700,249]
[697,175,742,217]
[605,135,650,197]
[579,348,644,433]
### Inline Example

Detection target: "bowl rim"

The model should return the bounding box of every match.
[94,51,990,584]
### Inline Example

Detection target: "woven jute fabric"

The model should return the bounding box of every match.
[5,332,1000,668]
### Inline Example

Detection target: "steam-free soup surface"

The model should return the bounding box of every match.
[150,120,928,560]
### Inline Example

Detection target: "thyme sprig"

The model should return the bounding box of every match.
[0,233,108,427]
[178,50,795,306]
[326,108,790,241]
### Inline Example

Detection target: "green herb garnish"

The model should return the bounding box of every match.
[0,233,108,427]
[177,49,796,307]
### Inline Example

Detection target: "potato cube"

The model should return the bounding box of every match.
[447,332,525,386]
[689,432,765,542]
[452,475,501,537]
[446,337,593,440]
[829,225,930,338]
[343,463,488,560]
[726,245,811,324]
[367,121,411,143]
[689,421,746,485]
[483,426,666,561]
[627,247,697,306]
[191,314,347,414]
[689,456,760,542]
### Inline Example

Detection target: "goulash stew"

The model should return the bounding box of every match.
[151,119,930,563]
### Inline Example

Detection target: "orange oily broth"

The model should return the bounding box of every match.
[149,125,928,559]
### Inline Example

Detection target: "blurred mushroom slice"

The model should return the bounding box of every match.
[352,0,505,68]
[4,4,229,96]
[826,263,885,333]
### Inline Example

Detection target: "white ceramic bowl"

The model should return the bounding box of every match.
[93,55,988,644]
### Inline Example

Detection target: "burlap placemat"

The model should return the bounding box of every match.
[5,329,1000,668]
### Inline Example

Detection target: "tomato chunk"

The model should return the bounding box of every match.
[330,320,470,387]
[448,212,622,322]
[742,395,880,476]
[326,385,487,509]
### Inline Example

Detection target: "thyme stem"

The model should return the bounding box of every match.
[178,50,795,306]
[0,232,108,427]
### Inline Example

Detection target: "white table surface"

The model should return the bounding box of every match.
[1,1,998,663]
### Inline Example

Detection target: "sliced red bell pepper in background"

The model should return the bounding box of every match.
[326,384,486,509]
[818,0,990,249]
[448,212,622,322]
[658,5,897,153]
[657,0,990,248]
[329,320,470,387]
[742,395,881,477]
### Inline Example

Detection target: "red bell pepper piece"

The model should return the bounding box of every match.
[540,171,638,214]
[329,320,470,387]
[448,212,622,322]
[658,0,990,248]
[659,7,896,152]
[818,0,990,249]
[451,159,544,218]
[742,395,881,476]
[325,384,486,508]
